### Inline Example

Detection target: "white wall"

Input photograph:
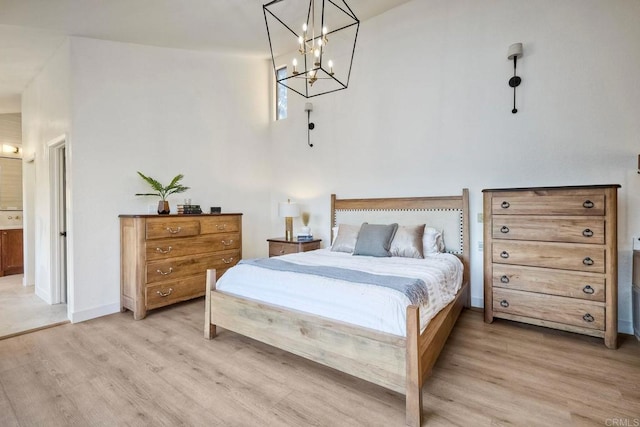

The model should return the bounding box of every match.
[269,0,640,333]
[21,40,71,302]
[22,37,271,322]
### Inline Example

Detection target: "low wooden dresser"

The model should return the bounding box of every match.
[120,213,242,319]
[483,185,619,348]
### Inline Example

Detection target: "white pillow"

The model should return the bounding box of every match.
[331,224,361,253]
[390,224,425,259]
[423,227,445,254]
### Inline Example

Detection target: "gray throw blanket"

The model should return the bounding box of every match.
[239,258,429,305]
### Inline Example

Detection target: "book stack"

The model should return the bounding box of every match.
[177,204,203,214]
[296,234,314,242]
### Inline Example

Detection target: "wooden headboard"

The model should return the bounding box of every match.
[330,189,470,286]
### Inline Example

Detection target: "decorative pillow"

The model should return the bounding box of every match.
[423,227,445,255]
[390,224,426,259]
[353,223,399,257]
[331,224,361,253]
[331,226,339,245]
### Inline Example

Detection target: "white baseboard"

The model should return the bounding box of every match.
[70,303,120,323]
[471,296,483,308]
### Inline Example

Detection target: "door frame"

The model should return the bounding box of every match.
[48,135,68,305]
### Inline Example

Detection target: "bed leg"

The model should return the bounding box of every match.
[204,269,217,339]
[406,305,422,427]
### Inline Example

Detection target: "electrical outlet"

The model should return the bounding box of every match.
[478,241,483,251]
[477,213,483,223]
[634,237,640,251]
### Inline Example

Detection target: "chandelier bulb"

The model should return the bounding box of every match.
[322,26,328,35]
[302,23,308,32]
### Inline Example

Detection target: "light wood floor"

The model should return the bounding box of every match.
[0,274,68,340]
[0,299,638,426]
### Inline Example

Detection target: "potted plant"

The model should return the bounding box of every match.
[135,171,190,214]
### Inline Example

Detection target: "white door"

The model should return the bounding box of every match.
[49,138,67,304]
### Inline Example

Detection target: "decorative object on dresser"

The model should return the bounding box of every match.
[267,237,321,257]
[483,185,620,349]
[278,199,300,241]
[134,172,190,214]
[120,213,242,319]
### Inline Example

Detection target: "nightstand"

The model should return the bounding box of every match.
[267,237,321,257]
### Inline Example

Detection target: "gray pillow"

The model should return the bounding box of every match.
[353,223,399,257]
[331,224,361,253]
[390,224,426,259]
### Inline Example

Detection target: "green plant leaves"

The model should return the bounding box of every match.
[135,171,190,201]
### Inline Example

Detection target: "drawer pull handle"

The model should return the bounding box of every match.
[156,267,173,276]
[500,300,509,308]
[222,257,234,264]
[216,224,227,230]
[500,226,510,234]
[583,257,594,266]
[166,227,182,234]
[501,201,510,209]
[582,229,593,237]
[500,251,509,259]
[583,285,595,294]
[583,200,594,209]
[155,246,172,254]
[156,288,173,297]
[583,313,595,323]
[279,249,285,254]
[500,275,510,283]
[221,240,233,246]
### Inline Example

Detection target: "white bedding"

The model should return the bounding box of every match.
[216,248,464,337]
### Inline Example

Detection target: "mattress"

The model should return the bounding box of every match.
[216,248,464,337]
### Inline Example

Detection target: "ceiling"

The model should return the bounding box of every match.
[0,0,411,113]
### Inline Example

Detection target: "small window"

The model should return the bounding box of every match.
[275,66,288,120]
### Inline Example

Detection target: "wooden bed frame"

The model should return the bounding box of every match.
[204,189,470,426]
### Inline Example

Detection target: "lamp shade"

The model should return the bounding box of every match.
[507,42,523,60]
[278,201,300,218]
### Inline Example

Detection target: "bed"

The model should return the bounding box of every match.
[204,189,470,426]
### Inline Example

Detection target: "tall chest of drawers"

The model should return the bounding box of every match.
[120,213,242,320]
[483,185,619,348]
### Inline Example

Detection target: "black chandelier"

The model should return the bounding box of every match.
[263,0,360,98]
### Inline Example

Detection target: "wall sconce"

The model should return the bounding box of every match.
[278,199,300,241]
[305,102,314,147]
[2,144,20,154]
[507,42,523,114]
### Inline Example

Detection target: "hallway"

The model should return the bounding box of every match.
[0,274,68,340]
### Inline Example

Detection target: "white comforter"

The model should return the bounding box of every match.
[216,248,463,337]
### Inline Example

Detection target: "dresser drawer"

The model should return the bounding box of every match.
[146,232,241,260]
[492,195,605,216]
[493,288,605,330]
[492,216,605,244]
[201,216,241,234]
[269,242,302,257]
[207,249,241,271]
[492,264,605,301]
[146,219,200,240]
[492,241,605,273]
[146,251,239,284]
[145,274,205,309]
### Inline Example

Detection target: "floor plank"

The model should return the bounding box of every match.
[0,299,638,426]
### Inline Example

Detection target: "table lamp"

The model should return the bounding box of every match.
[278,199,300,241]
